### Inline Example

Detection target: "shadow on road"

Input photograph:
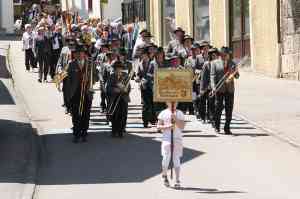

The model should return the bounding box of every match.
[178,187,245,194]
[0,80,15,105]
[0,55,12,79]
[0,119,36,184]
[37,131,204,185]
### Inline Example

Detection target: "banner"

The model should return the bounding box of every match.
[154,68,193,102]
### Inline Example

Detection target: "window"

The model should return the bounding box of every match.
[193,0,210,42]
[88,0,93,12]
[122,0,146,24]
[162,0,175,46]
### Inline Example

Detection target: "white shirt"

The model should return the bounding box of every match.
[158,109,185,143]
[52,35,60,50]
[22,32,34,50]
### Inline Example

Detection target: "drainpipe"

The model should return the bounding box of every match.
[276,0,282,78]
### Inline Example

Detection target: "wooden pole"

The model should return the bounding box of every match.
[170,102,175,179]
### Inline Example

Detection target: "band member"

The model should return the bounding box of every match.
[65,44,93,143]
[210,47,239,134]
[157,102,185,188]
[166,27,185,58]
[136,48,156,127]
[106,61,131,138]
[199,40,211,61]
[118,48,133,74]
[185,43,204,119]
[179,35,193,65]
[199,48,218,124]
[96,41,110,112]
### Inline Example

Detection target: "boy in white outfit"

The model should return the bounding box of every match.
[157,102,185,188]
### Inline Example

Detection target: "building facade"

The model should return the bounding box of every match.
[148,0,300,79]
[60,0,122,21]
[0,0,15,34]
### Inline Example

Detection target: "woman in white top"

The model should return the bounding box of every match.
[157,102,185,188]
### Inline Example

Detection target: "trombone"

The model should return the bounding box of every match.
[106,68,135,117]
[79,57,95,116]
[209,56,248,98]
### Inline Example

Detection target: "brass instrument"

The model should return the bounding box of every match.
[192,69,202,83]
[54,52,70,91]
[107,67,135,116]
[209,56,248,98]
[79,57,94,116]
[54,69,68,91]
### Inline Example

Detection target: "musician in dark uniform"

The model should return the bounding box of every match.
[151,47,168,119]
[118,48,133,74]
[185,43,205,119]
[210,47,240,134]
[65,44,93,143]
[199,48,218,125]
[96,41,110,113]
[106,61,131,138]
[166,27,185,58]
[136,48,156,127]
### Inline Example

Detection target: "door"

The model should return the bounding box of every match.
[230,0,250,60]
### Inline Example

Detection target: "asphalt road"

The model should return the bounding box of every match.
[4,41,300,199]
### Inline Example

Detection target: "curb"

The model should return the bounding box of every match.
[2,44,40,199]
[234,112,300,149]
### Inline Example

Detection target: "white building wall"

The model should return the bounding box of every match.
[102,1,122,21]
[61,0,121,21]
[0,0,14,33]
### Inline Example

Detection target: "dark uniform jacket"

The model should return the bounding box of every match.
[64,60,81,103]
[136,61,155,91]
[166,39,182,57]
[210,59,239,93]
[106,72,131,103]
[200,61,211,93]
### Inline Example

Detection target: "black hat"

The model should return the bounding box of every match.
[192,43,201,49]
[75,44,85,52]
[173,27,185,34]
[199,40,211,47]
[139,29,148,35]
[166,55,179,60]
[156,47,165,54]
[183,35,194,42]
[208,48,219,55]
[143,31,153,38]
[111,34,120,41]
[112,60,124,69]
[141,47,149,55]
[220,46,233,54]
[119,48,127,56]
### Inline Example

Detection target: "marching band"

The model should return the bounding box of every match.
[22,8,242,188]
[49,21,241,140]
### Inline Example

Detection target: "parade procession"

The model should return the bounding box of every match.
[4,0,300,198]
[17,1,246,189]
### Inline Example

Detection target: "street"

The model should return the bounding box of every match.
[1,40,300,199]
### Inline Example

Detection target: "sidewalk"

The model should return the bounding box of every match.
[0,44,37,199]
[235,71,300,147]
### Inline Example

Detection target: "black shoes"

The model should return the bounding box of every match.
[38,79,42,83]
[72,136,79,143]
[163,175,170,187]
[224,129,233,135]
